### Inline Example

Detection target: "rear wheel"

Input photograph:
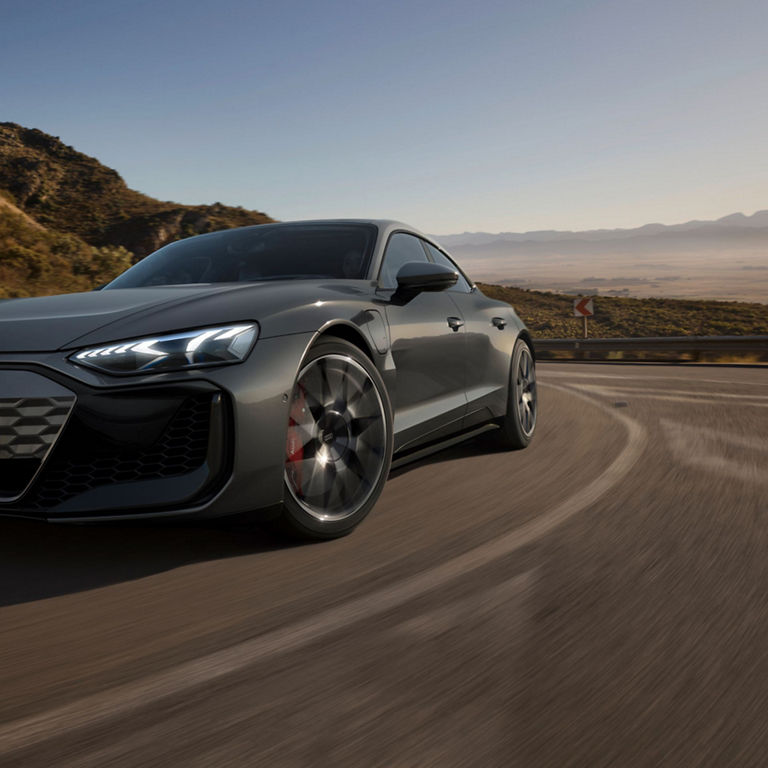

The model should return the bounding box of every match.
[494,337,537,450]
[276,339,393,539]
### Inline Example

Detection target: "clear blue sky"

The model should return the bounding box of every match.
[1,0,766,233]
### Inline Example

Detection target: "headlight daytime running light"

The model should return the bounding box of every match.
[70,323,259,375]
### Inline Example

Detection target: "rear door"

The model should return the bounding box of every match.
[378,233,467,451]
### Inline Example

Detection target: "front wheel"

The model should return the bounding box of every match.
[494,337,537,450]
[275,339,393,539]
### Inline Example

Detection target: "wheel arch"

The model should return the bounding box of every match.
[313,321,376,361]
[517,329,535,360]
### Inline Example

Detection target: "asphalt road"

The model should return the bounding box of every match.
[1,362,767,767]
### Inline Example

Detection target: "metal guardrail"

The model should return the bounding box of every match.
[534,335,768,359]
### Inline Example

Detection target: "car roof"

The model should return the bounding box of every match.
[252,218,420,232]
[245,218,438,246]
[183,219,434,245]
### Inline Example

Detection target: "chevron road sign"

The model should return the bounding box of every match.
[573,297,594,339]
[573,297,594,317]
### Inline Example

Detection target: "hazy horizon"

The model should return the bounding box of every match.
[443,210,768,303]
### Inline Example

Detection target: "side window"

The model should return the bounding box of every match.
[378,233,429,289]
[424,243,472,292]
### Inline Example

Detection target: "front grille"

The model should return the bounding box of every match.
[25,394,213,509]
[0,396,75,499]
[0,397,74,459]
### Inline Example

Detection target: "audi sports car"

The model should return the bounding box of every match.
[0,220,537,538]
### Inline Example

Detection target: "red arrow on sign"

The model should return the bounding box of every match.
[573,297,594,317]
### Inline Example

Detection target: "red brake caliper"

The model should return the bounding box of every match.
[286,384,306,495]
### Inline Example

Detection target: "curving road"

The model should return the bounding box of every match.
[0,362,767,767]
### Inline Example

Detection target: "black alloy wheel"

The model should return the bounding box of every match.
[279,339,393,539]
[494,337,537,450]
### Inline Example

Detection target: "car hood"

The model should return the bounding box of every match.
[0,282,375,353]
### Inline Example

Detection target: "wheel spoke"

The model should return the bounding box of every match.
[319,358,332,404]
[347,377,373,410]
[341,360,351,403]
[289,457,320,497]
[338,461,363,502]
[342,448,367,480]
[349,415,379,438]
[319,461,338,506]
[300,438,318,458]
[289,422,315,450]
[301,382,326,420]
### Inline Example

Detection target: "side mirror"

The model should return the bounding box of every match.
[395,262,458,293]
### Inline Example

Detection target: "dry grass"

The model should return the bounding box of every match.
[478,283,768,339]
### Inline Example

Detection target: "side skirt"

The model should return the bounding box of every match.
[390,423,499,471]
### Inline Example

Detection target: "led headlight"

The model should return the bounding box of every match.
[70,323,259,375]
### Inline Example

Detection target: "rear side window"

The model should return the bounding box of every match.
[378,233,429,289]
[424,243,472,293]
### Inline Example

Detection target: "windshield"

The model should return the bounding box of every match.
[105,223,377,289]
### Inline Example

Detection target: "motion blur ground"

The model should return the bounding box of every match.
[0,363,767,766]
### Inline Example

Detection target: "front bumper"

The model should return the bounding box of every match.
[0,370,230,520]
[0,332,316,522]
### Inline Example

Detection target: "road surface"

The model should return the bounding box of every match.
[0,362,767,767]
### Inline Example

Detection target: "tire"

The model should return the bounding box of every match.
[274,339,393,539]
[494,337,537,450]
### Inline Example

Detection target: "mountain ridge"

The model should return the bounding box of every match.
[0,122,274,297]
[433,210,768,248]
[0,122,274,259]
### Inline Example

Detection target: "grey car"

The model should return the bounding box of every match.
[0,220,537,538]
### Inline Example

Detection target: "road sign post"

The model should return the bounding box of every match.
[573,297,594,339]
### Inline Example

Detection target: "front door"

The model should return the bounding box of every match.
[377,233,467,451]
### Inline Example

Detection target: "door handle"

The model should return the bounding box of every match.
[491,317,507,330]
[447,317,464,332]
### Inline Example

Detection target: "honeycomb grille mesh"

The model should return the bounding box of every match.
[26,394,212,509]
[0,397,75,460]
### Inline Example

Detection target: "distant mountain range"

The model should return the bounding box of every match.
[434,210,768,248]
[433,212,768,303]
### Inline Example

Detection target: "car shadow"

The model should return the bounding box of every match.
[0,434,502,608]
[0,517,300,608]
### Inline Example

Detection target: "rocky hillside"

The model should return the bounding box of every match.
[0,123,274,296]
[0,192,133,297]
